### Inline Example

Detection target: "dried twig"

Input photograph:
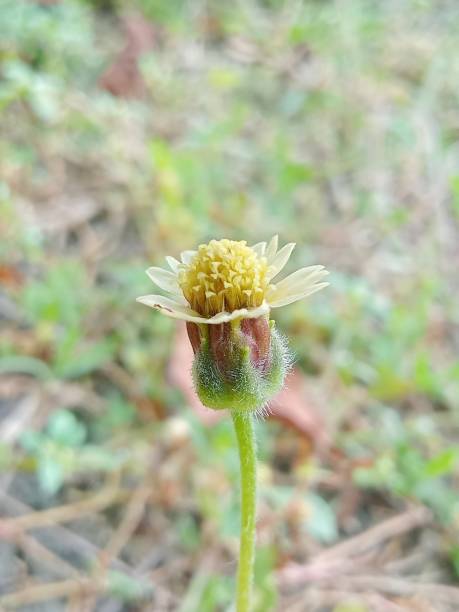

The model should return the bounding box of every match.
[0,392,40,444]
[279,506,433,586]
[84,479,152,612]
[328,575,459,605]
[0,492,132,575]
[102,483,151,563]
[323,506,432,560]
[0,473,126,532]
[15,531,80,579]
[0,577,105,609]
[283,588,420,612]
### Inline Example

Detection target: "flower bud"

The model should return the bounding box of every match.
[186,317,290,413]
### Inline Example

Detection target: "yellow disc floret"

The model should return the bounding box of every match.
[178,239,269,317]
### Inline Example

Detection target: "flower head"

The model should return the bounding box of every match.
[179,239,269,316]
[137,235,328,323]
[137,236,328,412]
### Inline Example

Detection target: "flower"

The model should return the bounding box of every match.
[138,236,328,413]
[136,235,329,323]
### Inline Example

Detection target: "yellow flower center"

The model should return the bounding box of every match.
[178,239,269,317]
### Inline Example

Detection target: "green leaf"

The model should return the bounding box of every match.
[96,395,137,433]
[107,571,153,602]
[47,410,86,447]
[0,355,53,380]
[76,446,124,471]
[450,545,459,579]
[305,493,338,544]
[424,449,458,478]
[38,456,64,495]
[20,431,44,453]
[54,338,116,379]
[450,175,459,220]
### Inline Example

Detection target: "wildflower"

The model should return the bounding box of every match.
[137,236,328,412]
[137,235,329,612]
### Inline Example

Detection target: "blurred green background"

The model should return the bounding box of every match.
[1,0,459,610]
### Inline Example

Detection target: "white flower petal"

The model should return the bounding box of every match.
[266,266,328,301]
[205,302,269,324]
[137,295,270,324]
[267,242,296,280]
[265,235,279,262]
[268,283,329,308]
[136,294,207,322]
[251,241,267,257]
[165,256,181,274]
[146,267,182,296]
[180,250,197,265]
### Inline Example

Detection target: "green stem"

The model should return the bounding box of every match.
[232,411,257,612]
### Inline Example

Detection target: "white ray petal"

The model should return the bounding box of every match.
[205,302,270,324]
[268,283,329,308]
[165,256,181,273]
[267,242,296,280]
[146,266,182,296]
[180,250,197,265]
[265,235,279,262]
[136,294,207,322]
[266,266,329,301]
[251,241,267,257]
[137,295,270,324]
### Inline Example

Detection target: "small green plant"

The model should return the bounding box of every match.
[20,261,116,379]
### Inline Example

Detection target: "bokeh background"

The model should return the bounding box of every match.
[1,1,459,610]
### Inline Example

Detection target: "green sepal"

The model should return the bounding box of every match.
[192,321,290,412]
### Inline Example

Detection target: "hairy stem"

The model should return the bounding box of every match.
[232,411,257,612]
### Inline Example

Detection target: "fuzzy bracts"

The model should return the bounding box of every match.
[189,318,292,413]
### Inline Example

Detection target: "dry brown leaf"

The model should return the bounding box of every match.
[100,13,157,98]
[0,264,23,287]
